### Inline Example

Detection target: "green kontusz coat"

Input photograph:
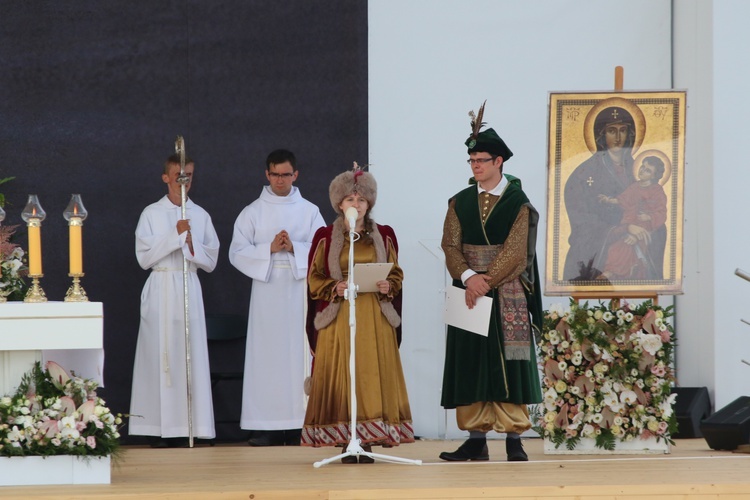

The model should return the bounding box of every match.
[441,175,543,408]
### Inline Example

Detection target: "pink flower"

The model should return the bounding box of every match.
[641,309,658,335]
[657,421,668,434]
[86,436,97,449]
[544,358,565,382]
[555,403,570,429]
[40,419,59,439]
[659,329,671,343]
[633,385,651,405]
[59,396,76,416]
[46,361,71,391]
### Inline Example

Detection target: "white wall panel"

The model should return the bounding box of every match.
[369,0,672,439]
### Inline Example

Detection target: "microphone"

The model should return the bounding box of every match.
[345,207,358,232]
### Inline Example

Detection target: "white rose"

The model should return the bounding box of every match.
[637,333,663,355]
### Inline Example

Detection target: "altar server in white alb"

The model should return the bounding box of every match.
[229,149,325,446]
[129,154,220,447]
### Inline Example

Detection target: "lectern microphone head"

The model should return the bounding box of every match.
[345,207,358,231]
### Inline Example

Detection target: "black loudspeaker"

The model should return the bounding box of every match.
[700,396,750,450]
[671,387,712,438]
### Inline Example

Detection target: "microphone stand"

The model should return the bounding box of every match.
[734,269,750,367]
[314,220,421,467]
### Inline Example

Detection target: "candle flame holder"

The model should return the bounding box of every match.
[64,273,88,302]
[64,195,88,298]
[22,195,47,302]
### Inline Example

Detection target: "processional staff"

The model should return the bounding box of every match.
[175,136,194,448]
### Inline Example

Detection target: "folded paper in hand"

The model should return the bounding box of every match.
[353,263,394,292]
[443,285,492,336]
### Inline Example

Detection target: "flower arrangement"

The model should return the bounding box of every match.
[534,299,678,451]
[0,224,27,302]
[0,361,122,458]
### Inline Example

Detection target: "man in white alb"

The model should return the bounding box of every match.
[229,149,325,446]
[130,154,220,447]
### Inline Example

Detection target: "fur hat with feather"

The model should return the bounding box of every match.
[328,162,377,215]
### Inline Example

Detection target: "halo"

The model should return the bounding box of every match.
[632,149,672,186]
[583,97,646,155]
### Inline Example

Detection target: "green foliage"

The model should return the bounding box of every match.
[0,176,14,207]
[595,432,616,451]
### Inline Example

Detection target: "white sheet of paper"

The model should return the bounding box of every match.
[443,285,492,337]
[353,263,394,292]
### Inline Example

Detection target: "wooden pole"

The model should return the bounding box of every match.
[614,66,624,91]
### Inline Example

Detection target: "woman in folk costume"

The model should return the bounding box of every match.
[301,165,414,463]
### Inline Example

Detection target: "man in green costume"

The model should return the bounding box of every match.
[439,103,543,462]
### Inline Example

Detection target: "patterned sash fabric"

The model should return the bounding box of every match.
[499,278,532,360]
[462,243,532,360]
[462,243,501,272]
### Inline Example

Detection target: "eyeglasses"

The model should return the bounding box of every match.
[466,157,495,165]
[268,172,295,179]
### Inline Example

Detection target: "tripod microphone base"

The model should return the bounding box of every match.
[313,439,422,468]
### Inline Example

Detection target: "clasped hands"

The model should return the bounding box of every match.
[464,274,492,309]
[271,230,294,253]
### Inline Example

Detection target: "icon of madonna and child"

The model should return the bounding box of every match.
[561,98,676,286]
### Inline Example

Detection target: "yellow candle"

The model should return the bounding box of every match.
[69,219,83,275]
[28,223,42,276]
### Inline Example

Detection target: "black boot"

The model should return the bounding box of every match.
[284,428,302,446]
[358,444,375,464]
[247,430,285,446]
[506,437,528,461]
[148,436,169,448]
[149,436,189,448]
[439,438,489,461]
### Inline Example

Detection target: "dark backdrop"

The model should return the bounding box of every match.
[0,1,367,441]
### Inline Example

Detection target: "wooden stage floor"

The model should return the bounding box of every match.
[3,438,750,499]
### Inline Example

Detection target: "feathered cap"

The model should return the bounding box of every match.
[328,162,377,215]
[465,100,513,162]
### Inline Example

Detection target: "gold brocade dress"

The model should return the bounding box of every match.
[301,231,414,447]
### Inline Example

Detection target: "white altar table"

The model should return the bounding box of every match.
[0,301,104,395]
